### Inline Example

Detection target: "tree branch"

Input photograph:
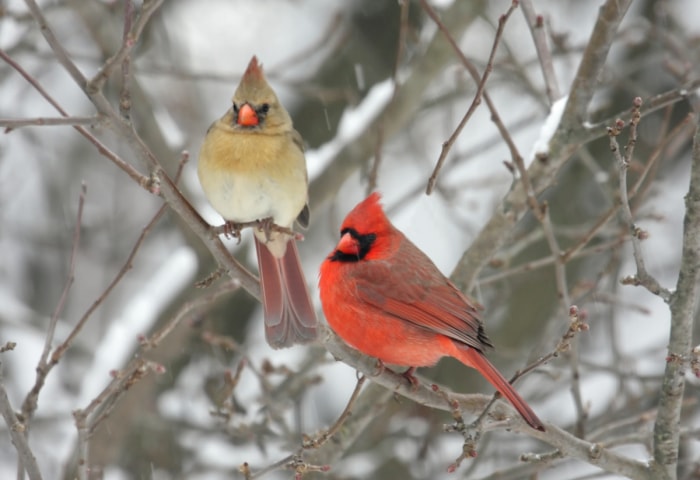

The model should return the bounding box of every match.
[308,0,486,214]
[451,0,634,291]
[651,115,700,479]
[0,371,43,480]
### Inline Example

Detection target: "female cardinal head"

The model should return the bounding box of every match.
[230,56,291,131]
[330,192,398,262]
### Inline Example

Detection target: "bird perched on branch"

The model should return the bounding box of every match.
[319,193,544,431]
[198,56,317,348]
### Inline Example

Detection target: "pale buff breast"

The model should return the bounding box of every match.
[197,124,308,230]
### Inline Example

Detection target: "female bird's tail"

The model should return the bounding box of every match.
[255,237,318,348]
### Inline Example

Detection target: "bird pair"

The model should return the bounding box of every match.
[197,56,544,432]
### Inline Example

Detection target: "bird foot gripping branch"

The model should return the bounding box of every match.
[216,219,305,244]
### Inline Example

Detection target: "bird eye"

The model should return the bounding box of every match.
[259,103,270,114]
[232,103,239,113]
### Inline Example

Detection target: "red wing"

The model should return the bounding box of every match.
[353,251,492,353]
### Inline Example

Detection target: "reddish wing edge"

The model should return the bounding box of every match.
[354,257,490,352]
[358,286,544,430]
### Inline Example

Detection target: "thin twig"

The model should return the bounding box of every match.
[303,374,367,449]
[367,0,410,195]
[20,184,86,423]
[0,115,98,131]
[143,280,240,349]
[23,0,88,86]
[50,205,168,364]
[73,360,164,480]
[520,0,561,103]
[249,374,368,478]
[480,237,627,285]
[87,0,164,92]
[424,0,519,194]
[50,152,189,364]
[511,305,589,382]
[581,78,700,145]
[609,98,672,301]
[474,305,589,437]
[0,372,43,480]
[0,48,150,188]
[118,0,135,119]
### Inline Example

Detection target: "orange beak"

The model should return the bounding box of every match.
[336,232,360,257]
[237,103,259,126]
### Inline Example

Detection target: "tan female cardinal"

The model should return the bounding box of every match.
[198,56,317,349]
[319,193,544,431]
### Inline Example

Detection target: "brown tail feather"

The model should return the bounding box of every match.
[455,346,545,431]
[255,237,318,349]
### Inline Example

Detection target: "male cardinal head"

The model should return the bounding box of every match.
[330,193,398,263]
[230,56,291,130]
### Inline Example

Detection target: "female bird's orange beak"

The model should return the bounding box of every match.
[237,103,259,126]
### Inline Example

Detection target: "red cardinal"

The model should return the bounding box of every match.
[319,193,544,431]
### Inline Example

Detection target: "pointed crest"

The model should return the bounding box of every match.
[242,55,265,83]
[232,55,279,109]
[341,192,390,235]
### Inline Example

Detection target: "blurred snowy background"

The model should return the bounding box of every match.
[1,0,699,479]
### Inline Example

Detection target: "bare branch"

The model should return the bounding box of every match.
[88,0,164,93]
[609,98,672,301]
[303,373,367,449]
[308,0,486,214]
[451,0,634,292]
[20,184,86,424]
[0,372,43,480]
[581,79,700,144]
[322,324,653,478]
[651,116,700,478]
[519,0,561,103]
[559,0,634,134]
[0,49,150,187]
[367,0,410,195]
[0,116,98,130]
[424,0,519,194]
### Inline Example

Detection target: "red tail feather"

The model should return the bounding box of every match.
[453,345,544,431]
[255,237,317,348]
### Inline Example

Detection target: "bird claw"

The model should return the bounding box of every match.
[256,217,274,243]
[223,222,243,244]
[372,359,386,377]
[372,362,420,390]
[401,367,420,391]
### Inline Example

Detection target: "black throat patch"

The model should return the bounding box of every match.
[329,228,376,262]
